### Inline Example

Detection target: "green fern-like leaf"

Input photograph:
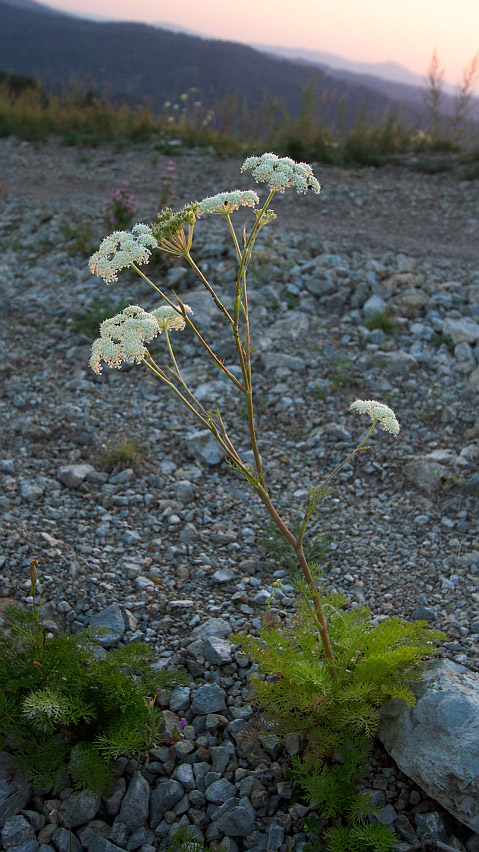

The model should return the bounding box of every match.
[68,742,115,796]
[9,735,71,790]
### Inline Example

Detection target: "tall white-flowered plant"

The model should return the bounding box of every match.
[88,153,399,675]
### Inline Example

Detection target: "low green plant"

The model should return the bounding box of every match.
[412,157,452,174]
[329,355,357,390]
[98,437,147,471]
[169,825,228,852]
[366,309,399,335]
[71,294,129,338]
[463,162,479,180]
[0,561,187,794]
[431,331,455,351]
[233,576,444,851]
[63,217,97,258]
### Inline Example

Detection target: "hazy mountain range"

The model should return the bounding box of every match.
[1,0,471,129]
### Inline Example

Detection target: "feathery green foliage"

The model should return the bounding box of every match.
[259,521,332,575]
[233,579,445,851]
[0,578,187,794]
[169,825,228,852]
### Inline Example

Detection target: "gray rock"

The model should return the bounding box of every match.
[212,569,234,583]
[187,430,225,466]
[393,814,419,845]
[380,659,479,831]
[21,811,46,832]
[363,294,387,316]
[190,618,231,640]
[169,686,190,713]
[205,779,237,804]
[171,764,195,793]
[2,815,37,849]
[57,464,95,488]
[442,317,479,344]
[191,683,227,715]
[149,781,184,828]
[214,797,256,837]
[89,604,125,648]
[114,771,149,831]
[210,742,236,773]
[103,779,126,817]
[58,790,101,829]
[375,805,397,826]
[466,833,479,852]
[52,826,82,852]
[19,480,44,501]
[204,636,233,665]
[77,820,110,848]
[414,812,446,841]
[404,449,460,492]
[174,480,195,503]
[6,842,39,852]
[260,353,306,372]
[373,350,418,376]
[267,821,285,850]
[88,837,127,852]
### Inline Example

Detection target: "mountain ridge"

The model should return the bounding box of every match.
[0,0,433,130]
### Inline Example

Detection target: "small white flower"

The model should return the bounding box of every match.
[89,224,157,283]
[89,305,160,373]
[241,153,321,195]
[152,304,193,332]
[199,190,259,215]
[349,399,400,435]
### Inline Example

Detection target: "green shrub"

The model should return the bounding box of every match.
[0,564,187,794]
[463,162,479,180]
[366,309,399,335]
[233,574,445,851]
[412,158,452,174]
[98,437,147,471]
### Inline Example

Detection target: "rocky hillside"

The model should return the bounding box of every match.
[0,139,478,851]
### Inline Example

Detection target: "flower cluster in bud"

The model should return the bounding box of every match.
[89,224,157,284]
[199,190,259,215]
[152,203,201,241]
[241,153,321,194]
[349,399,400,434]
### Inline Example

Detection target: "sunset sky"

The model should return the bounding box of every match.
[41,0,478,87]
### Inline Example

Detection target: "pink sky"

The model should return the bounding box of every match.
[42,0,479,87]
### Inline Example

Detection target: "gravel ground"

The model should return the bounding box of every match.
[0,138,479,852]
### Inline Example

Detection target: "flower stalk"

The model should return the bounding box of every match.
[88,153,400,679]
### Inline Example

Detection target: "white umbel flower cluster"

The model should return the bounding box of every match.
[241,153,321,194]
[89,224,157,283]
[152,304,193,332]
[89,305,161,374]
[199,190,260,215]
[349,399,400,434]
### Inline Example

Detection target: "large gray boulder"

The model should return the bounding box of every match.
[379,659,479,831]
